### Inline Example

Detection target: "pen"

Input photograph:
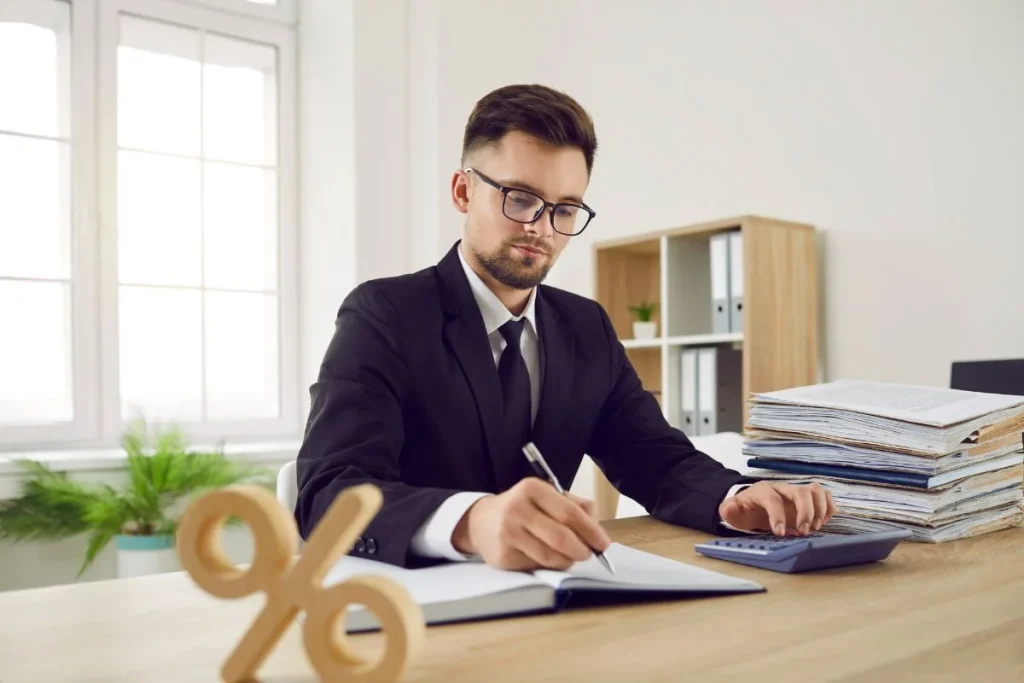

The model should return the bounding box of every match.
[521,442,615,575]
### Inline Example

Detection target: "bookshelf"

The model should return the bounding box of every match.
[591,215,820,519]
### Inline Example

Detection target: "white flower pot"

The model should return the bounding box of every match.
[115,534,181,579]
[632,321,658,339]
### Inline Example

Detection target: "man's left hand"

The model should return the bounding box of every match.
[719,481,837,536]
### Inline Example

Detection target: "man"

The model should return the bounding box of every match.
[295,84,835,570]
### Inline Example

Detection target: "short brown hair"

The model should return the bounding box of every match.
[461,84,598,174]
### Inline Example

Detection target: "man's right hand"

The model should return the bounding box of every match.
[451,478,612,571]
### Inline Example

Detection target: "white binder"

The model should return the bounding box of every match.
[697,346,743,435]
[697,348,718,435]
[680,349,699,433]
[728,231,744,333]
[710,234,731,334]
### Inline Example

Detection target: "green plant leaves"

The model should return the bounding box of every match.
[0,420,275,579]
[0,463,99,541]
[80,529,116,577]
[628,300,658,322]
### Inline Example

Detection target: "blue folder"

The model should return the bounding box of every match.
[747,458,932,488]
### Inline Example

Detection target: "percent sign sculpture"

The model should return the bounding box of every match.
[176,483,425,682]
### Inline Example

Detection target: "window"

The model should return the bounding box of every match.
[0,0,297,449]
[0,0,78,435]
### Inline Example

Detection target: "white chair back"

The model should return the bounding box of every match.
[276,460,298,512]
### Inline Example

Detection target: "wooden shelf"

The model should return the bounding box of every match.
[620,333,743,349]
[619,338,663,349]
[665,333,743,346]
[592,215,820,520]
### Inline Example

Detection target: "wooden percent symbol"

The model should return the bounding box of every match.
[176,484,425,682]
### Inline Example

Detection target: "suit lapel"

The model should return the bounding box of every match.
[437,243,504,490]
[531,289,575,478]
[436,244,579,491]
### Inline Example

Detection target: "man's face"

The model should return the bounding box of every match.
[453,130,590,290]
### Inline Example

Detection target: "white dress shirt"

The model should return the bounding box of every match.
[409,244,746,560]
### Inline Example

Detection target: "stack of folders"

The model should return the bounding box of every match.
[741,379,1024,543]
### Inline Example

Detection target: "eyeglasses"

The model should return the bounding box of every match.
[464,168,596,237]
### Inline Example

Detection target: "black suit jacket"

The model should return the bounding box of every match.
[295,242,750,567]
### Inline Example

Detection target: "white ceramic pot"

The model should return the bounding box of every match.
[632,321,658,339]
[115,534,181,578]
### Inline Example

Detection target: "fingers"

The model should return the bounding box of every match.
[718,496,739,522]
[756,486,788,536]
[566,493,597,519]
[490,539,544,572]
[530,483,611,552]
[807,483,829,530]
[776,483,817,535]
[824,488,837,525]
[523,504,592,563]
[524,479,610,552]
[508,516,576,570]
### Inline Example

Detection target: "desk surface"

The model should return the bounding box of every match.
[2,517,1022,683]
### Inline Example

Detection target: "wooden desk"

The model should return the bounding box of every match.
[2,517,1022,682]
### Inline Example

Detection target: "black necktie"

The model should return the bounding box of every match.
[498,319,532,457]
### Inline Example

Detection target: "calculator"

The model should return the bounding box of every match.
[694,529,911,573]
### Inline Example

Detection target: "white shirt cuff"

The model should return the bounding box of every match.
[719,484,757,534]
[409,491,491,561]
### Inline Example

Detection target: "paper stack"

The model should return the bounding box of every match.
[742,379,1024,542]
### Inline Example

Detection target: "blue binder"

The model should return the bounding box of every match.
[747,458,931,488]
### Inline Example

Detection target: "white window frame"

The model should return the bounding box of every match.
[0,0,100,447]
[0,0,300,450]
[174,0,295,25]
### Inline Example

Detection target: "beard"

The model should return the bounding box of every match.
[474,241,552,290]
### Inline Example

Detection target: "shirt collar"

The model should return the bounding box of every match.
[458,242,539,338]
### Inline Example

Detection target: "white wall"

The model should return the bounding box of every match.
[298,0,411,417]
[409,0,1024,387]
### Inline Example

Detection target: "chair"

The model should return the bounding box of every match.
[950,359,1024,396]
[276,460,299,512]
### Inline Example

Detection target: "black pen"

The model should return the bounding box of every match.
[521,442,615,575]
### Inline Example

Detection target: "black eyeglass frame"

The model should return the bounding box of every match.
[464,167,596,236]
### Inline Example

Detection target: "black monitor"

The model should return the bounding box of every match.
[950,359,1024,396]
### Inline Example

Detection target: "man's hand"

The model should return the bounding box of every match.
[451,478,611,571]
[719,481,837,536]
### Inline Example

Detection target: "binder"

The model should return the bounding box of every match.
[710,234,730,334]
[697,346,743,435]
[745,452,1024,490]
[697,348,717,435]
[728,231,743,333]
[680,349,699,433]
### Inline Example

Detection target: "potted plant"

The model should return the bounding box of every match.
[628,300,659,339]
[0,421,273,579]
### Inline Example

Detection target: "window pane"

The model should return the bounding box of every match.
[118,150,201,286]
[119,286,203,423]
[0,135,71,279]
[203,34,277,166]
[204,163,277,291]
[0,1,71,138]
[0,280,72,426]
[118,16,200,156]
[204,291,279,420]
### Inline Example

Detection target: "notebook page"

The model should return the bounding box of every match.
[532,543,762,593]
[322,555,542,604]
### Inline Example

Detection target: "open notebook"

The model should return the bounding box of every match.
[322,542,764,632]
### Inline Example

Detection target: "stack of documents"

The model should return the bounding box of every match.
[743,379,1024,542]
